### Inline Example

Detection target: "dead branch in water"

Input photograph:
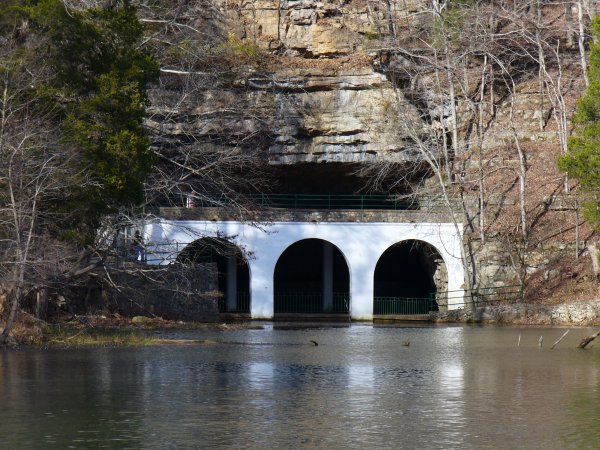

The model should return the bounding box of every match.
[578,329,600,349]
[551,329,570,349]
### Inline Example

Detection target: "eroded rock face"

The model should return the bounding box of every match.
[256,68,423,164]
[149,65,424,164]
[149,0,430,165]
[232,0,426,56]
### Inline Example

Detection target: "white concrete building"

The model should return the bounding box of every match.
[143,219,466,320]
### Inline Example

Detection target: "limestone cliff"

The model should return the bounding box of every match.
[146,0,432,167]
[144,0,595,293]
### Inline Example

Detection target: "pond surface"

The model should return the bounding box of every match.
[2,324,600,449]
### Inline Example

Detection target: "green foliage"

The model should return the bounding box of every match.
[211,32,266,74]
[362,30,381,41]
[431,2,473,50]
[559,16,600,230]
[1,0,159,239]
[222,32,262,60]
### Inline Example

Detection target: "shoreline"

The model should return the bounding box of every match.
[434,298,600,326]
[3,300,600,348]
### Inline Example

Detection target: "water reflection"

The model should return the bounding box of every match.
[1,326,600,448]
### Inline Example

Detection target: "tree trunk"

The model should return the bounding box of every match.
[578,329,600,348]
[0,285,21,345]
[589,242,599,280]
[566,2,575,47]
[36,286,49,321]
[385,0,397,36]
[578,0,590,87]
[509,90,528,241]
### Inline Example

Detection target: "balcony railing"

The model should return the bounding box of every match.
[433,285,524,309]
[373,297,438,315]
[179,193,462,211]
[274,292,350,314]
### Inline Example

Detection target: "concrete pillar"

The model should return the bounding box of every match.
[349,259,375,320]
[323,241,333,312]
[227,255,237,311]
[249,257,275,318]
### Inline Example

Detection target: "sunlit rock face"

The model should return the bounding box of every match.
[149,0,559,166]
[149,66,424,165]
[256,68,423,164]
[148,0,430,166]
[230,0,427,164]
[230,0,425,57]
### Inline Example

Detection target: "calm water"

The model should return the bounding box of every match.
[1,324,600,449]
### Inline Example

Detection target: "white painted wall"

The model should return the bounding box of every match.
[144,220,465,319]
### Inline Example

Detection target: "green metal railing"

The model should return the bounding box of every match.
[274,292,350,314]
[433,285,524,309]
[373,296,438,315]
[218,292,250,313]
[113,241,244,266]
[113,241,188,265]
[373,285,523,315]
[247,194,416,210]
[186,193,462,212]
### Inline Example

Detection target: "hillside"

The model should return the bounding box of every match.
[139,0,598,301]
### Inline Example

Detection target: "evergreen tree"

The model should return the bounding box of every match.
[559,17,600,229]
[2,0,159,240]
[0,0,159,341]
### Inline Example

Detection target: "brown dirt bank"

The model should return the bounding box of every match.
[0,313,263,347]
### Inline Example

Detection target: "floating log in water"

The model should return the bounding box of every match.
[551,329,570,349]
[578,329,600,349]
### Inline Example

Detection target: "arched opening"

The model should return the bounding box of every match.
[373,240,447,315]
[177,238,250,314]
[274,239,350,315]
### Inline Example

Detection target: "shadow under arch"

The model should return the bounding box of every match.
[373,239,448,315]
[177,237,250,313]
[274,238,350,315]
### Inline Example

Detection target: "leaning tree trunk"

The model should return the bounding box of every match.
[589,242,599,280]
[35,286,49,321]
[0,285,21,345]
[578,329,600,348]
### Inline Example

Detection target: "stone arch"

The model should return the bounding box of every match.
[177,237,250,313]
[373,239,448,315]
[273,238,350,315]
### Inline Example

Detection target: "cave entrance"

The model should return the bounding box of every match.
[373,240,447,315]
[274,239,350,316]
[271,163,419,196]
[177,238,250,314]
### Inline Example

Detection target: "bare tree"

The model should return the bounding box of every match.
[356,0,586,299]
[0,52,86,341]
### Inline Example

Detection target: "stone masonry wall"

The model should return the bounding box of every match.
[106,264,220,322]
[436,299,600,326]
